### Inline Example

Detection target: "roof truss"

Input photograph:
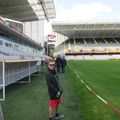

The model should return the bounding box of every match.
[52,22,120,38]
[0,0,56,21]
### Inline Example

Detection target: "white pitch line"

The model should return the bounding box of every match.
[80,79,84,84]
[75,69,107,104]
[86,85,92,91]
[75,70,77,74]
[96,95,107,104]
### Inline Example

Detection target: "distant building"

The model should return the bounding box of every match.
[23,20,44,47]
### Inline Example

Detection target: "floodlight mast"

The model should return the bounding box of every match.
[38,0,49,21]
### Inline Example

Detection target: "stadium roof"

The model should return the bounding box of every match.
[0,0,56,21]
[52,21,120,38]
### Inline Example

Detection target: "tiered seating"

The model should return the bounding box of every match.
[0,21,44,100]
[0,36,42,60]
[85,38,95,44]
[0,53,8,59]
[56,38,120,55]
[55,37,120,60]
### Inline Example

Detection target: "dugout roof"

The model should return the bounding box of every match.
[52,21,120,38]
[0,0,56,21]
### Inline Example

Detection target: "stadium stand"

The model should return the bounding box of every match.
[54,37,120,60]
[52,22,120,60]
[0,17,46,100]
[55,38,120,60]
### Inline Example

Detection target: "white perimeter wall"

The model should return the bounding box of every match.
[66,55,120,60]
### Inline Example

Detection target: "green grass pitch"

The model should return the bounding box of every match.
[68,60,120,119]
[68,60,120,109]
[1,60,120,120]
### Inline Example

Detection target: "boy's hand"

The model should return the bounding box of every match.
[56,91,60,97]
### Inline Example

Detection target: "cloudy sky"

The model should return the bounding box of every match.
[54,0,120,21]
[44,0,120,35]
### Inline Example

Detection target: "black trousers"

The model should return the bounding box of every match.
[61,66,65,73]
[57,66,60,73]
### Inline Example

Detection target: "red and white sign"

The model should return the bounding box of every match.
[48,34,56,42]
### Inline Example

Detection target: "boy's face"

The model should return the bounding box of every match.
[48,61,55,70]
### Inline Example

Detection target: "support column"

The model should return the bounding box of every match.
[3,61,5,100]
[28,61,31,83]
[0,61,5,101]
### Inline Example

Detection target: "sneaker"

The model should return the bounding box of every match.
[55,113,64,120]
[49,117,55,120]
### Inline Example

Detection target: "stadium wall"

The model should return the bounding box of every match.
[66,55,120,60]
